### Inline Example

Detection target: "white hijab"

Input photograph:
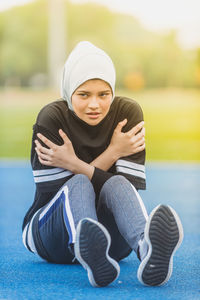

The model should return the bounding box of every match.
[61,41,116,111]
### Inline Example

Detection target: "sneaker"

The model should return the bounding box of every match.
[74,218,120,287]
[137,204,183,286]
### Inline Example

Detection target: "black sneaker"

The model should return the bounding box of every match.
[74,218,120,287]
[137,204,183,286]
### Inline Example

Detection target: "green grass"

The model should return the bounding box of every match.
[129,88,200,161]
[1,87,200,161]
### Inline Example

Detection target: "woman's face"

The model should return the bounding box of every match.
[71,79,113,126]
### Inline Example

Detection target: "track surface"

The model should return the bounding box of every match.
[0,161,199,300]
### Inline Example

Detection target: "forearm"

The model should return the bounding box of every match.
[90,145,120,171]
[90,119,145,171]
[71,158,95,180]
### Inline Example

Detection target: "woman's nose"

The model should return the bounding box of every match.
[88,97,99,109]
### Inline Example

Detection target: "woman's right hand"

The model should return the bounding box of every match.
[109,119,145,158]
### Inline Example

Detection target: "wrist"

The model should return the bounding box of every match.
[72,158,95,180]
[108,144,120,162]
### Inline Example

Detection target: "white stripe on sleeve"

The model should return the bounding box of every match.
[116,159,146,179]
[33,167,66,176]
[33,168,73,183]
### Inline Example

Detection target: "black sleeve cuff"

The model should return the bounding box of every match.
[91,167,113,196]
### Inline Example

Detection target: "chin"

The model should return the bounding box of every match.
[87,120,101,126]
[85,118,102,126]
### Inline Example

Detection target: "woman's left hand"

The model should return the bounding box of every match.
[35,129,79,170]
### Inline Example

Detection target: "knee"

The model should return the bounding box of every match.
[62,174,95,198]
[101,175,130,196]
[105,175,129,188]
[72,174,94,193]
[73,173,91,184]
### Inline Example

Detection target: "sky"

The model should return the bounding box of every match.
[0,0,200,49]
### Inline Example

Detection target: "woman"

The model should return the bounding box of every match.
[22,41,183,287]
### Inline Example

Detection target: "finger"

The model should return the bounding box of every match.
[127,121,144,136]
[134,143,145,154]
[115,119,127,132]
[34,140,50,155]
[58,129,71,143]
[129,127,145,142]
[135,128,145,140]
[130,134,144,146]
[36,150,53,166]
[141,127,145,137]
[133,137,145,148]
[37,133,55,149]
[35,147,51,161]
[37,154,52,166]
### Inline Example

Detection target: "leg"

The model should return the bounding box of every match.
[98,175,183,286]
[98,175,148,254]
[23,174,120,286]
[97,206,132,262]
[24,174,98,263]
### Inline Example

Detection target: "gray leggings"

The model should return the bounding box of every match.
[23,174,148,264]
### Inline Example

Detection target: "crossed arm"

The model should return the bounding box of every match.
[34,119,145,180]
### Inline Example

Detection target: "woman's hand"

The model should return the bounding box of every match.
[109,119,145,159]
[35,129,79,171]
[90,119,145,172]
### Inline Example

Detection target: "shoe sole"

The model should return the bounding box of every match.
[74,218,120,287]
[137,204,184,286]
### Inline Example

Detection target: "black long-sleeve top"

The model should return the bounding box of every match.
[22,96,146,230]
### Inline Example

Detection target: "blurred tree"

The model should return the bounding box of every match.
[0,0,198,89]
[195,48,200,86]
[124,71,145,91]
[0,0,48,86]
[48,0,67,89]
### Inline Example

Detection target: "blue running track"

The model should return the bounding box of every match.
[0,161,199,300]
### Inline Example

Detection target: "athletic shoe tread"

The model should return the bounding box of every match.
[137,205,183,286]
[75,218,120,287]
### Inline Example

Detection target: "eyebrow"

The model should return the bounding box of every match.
[76,90,111,93]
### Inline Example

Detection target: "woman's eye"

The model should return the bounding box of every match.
[78,93,87,98]
[100,93,108,98]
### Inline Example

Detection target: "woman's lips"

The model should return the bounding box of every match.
[86,112,101,119]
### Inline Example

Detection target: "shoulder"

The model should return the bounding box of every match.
[112,96,143,116]
[36,99,68,127]
[37,99,68,119]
